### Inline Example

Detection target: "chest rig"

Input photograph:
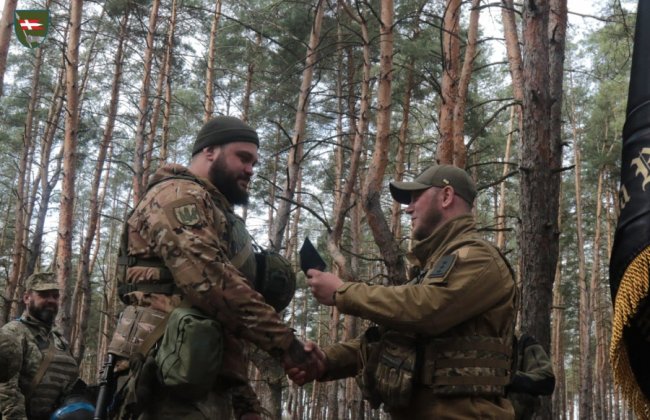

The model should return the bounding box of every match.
[116,174,257,302]
[16,320,78,418]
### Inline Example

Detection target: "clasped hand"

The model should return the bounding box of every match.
[284,341,326,386]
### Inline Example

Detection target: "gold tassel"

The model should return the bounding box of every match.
[611,246,650,419]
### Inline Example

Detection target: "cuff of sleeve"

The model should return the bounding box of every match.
[333,282,361,314]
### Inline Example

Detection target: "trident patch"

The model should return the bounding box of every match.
[14,10,50,49]
[174,204,200,226]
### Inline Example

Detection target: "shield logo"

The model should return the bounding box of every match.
[14,10,50,49]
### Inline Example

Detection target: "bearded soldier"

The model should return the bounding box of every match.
[291,165,517,419]
[107,116,310,420]
[0,272,82,420]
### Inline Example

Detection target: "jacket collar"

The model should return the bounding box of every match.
[150,164,233,212]
[409,214,477,267]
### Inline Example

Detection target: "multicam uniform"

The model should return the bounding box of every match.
[0,313,79,420]
[111,164,297,419]
[321,214,517,419]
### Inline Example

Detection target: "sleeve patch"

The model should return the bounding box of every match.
[174,203,200,226]
[427,254,457,279]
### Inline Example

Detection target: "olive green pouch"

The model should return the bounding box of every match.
[372,331,417,409]
[155,306,223,400]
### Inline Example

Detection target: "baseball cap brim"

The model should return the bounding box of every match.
[389,181,431,204]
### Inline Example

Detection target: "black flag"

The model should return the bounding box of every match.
[610,1,650,416]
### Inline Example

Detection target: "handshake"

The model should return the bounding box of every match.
[281,339,327,386]
[279,263,345,385]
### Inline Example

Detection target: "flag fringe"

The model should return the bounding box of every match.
[611,246,650,419]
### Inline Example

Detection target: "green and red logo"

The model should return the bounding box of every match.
[14,10,50,48]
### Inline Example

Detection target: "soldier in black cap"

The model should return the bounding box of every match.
[107,116,309,420]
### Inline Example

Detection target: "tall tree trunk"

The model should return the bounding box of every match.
[204,0,222,122]
[437,0,461,164]
[271,0,325,250]
[328,1,370,279]
[551,260,566,420]
[132,0,160,203]
[496,107,516,250]
[451,0,481,168]
[0,0,17,97]
[2,43,44,324]
[391,2,424,238]
[571,112,593,419]
[144,0,177,182]
[590,170,606,419]
[518,4,561,420]
[56,0,83,339]
[361,0,406,285]
[70,9,129,359]
[24,72,64,282]
[501,0,525,103]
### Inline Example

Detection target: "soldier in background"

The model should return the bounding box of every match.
[507,333,556,420]
[0,329,20,383]
[290,165,518,419]
[0,272,82,420]
[108,116,312,420]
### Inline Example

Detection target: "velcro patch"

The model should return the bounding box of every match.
[427,254,457,279]
[174,203,200,226]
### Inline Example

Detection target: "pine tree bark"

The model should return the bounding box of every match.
[70,9,129,359]
[518,3,561,420]
[132,0,160,203]
[56,0,83,339]
[451,0,481,168]
[0,0,17,97]
[204,0,222,122]
[437,0,461,164]
[361,0,407,285]
[2,43,44,324]
[271,0,326,250]
[144,0,177,181]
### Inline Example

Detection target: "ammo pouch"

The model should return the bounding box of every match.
[154,305,223,400]
[372,330,418,409]
[356,327,418,410]
[108,305,167,358]
[356,327,382,409]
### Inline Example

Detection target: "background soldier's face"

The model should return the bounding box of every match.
[24,289,60,324]
[208,142,259,205]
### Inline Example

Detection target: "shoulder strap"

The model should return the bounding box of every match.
[27,338,56,399]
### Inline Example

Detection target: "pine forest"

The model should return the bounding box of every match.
[0,0,641,419]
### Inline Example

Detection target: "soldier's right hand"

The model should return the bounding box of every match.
[285,341,326,386]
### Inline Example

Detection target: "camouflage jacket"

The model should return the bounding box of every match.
[122,164,296,415]
[323,214,517,418]
[0,312,79,420]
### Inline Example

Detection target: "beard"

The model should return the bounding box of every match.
[28,300,58,324]
[208,154,250,205]
[412,192,443,241]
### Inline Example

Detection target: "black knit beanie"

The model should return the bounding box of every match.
[192,116,259,155]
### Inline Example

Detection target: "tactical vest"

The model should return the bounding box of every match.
[17,322,78,418]
[223,211,257,285]
[419,335,512,396]
[116,174,257,302]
